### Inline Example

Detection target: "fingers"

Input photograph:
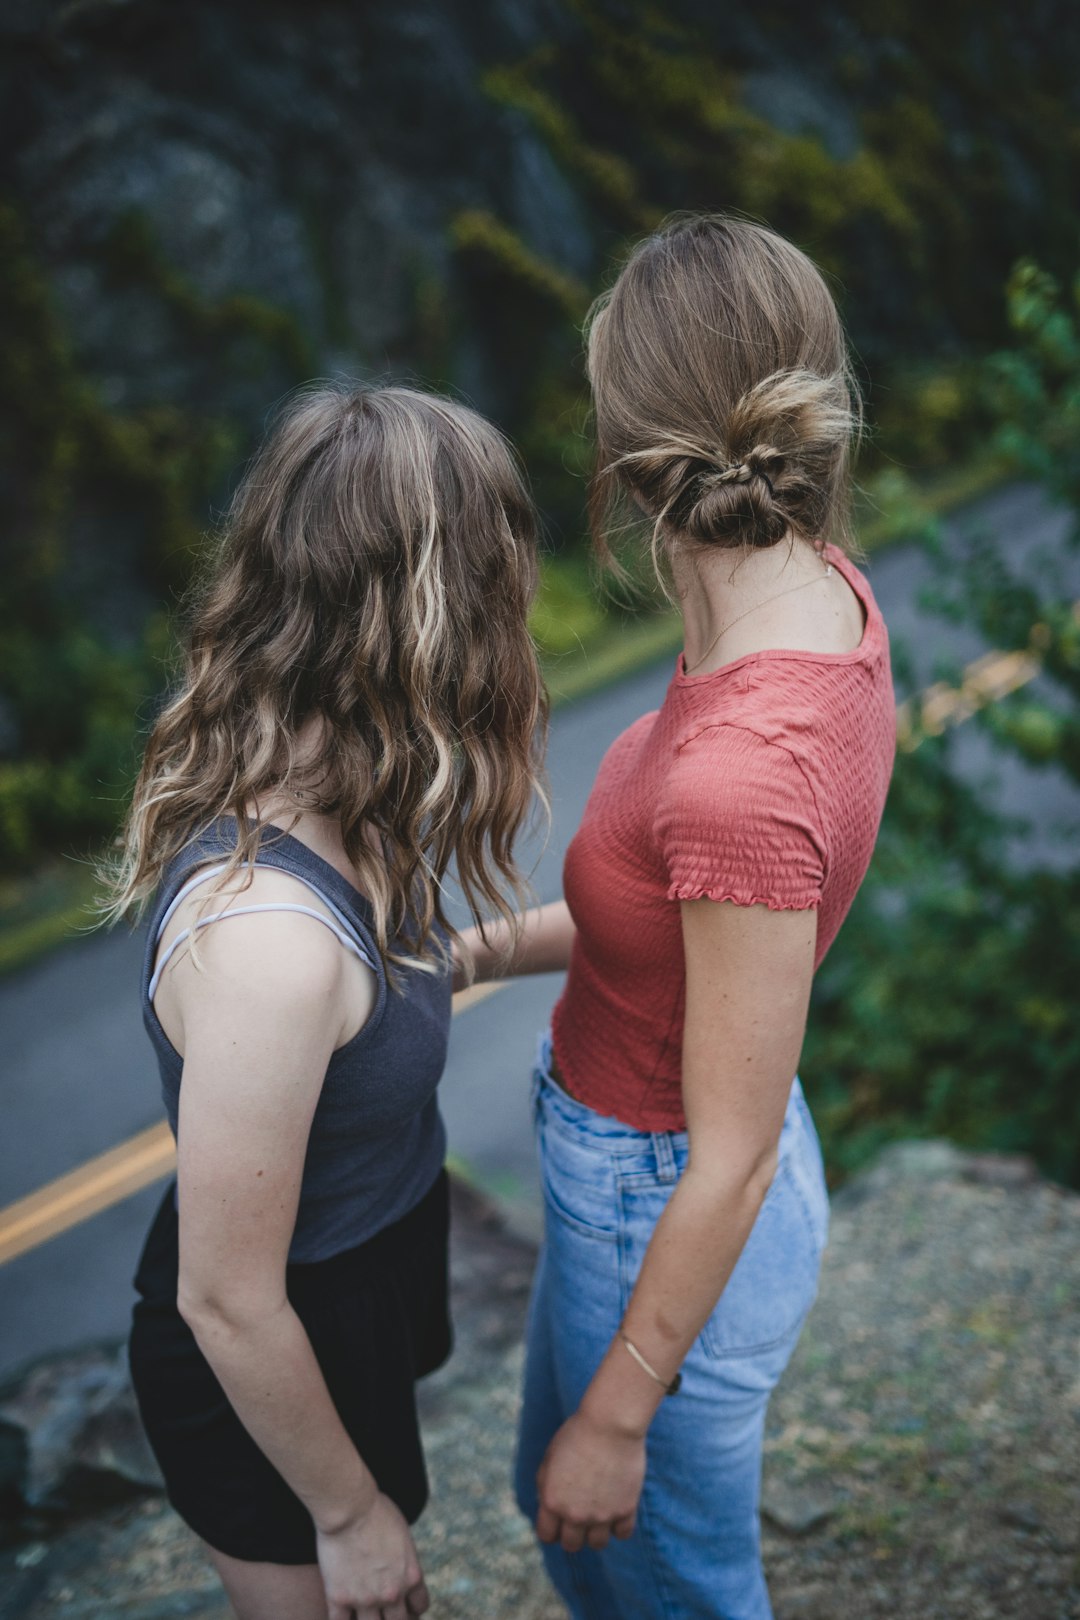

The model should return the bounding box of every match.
[559,1519,586,1554]
[406,1578,431,1615]
[536,1464,634,1552]
[537,1513,634,1553]
[352,1573,423,1620]
[536,1503,561,1544]
[378,1561,428,1620]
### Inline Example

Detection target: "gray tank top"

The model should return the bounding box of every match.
[141,819,451,1263]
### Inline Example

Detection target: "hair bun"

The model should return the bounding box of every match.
[701,445,785,499]
[676,444,789,547]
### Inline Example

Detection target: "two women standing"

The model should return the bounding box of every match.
[116,214,894,1619]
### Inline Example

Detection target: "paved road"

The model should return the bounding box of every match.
[2,482,1078,1381]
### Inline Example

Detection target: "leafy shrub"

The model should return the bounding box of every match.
[0,201,299,874]
[805,262,1080,1185]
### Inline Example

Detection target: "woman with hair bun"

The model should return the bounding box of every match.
[456,214,896,1617]
[113,384,546,1620]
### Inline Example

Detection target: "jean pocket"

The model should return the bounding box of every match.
[698,1156,823,1359]
[536,1110,618,1243]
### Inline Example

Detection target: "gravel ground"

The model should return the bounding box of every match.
[3,1144,1079,1620]
[759,1142,1080,1620]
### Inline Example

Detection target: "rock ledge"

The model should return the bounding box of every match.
[2,1147,1079,1620]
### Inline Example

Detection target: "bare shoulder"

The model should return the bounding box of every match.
[152,864,358,1049]
[195,890,345,981]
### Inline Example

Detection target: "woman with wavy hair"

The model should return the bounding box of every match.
[111,385,546,1620]
[456,215,895,1617]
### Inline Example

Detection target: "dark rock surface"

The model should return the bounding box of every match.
[2,1145,1080,1618]
[0,0,581,439]
[0,1345,161,1518]
[3,0,1076,463]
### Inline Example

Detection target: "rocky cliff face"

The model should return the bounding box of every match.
[3,0,1076,463]
[2,0,586,438]
[1,0,1077,870]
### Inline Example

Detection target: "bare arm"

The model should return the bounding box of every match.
[170,912,427,1620]
[535,897,818,1550]
[453,898,576,990]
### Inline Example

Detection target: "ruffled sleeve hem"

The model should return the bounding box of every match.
[666,883,822,910]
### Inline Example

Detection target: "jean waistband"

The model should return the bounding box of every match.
[533,1030,690,1167]
[534,1030,806,1159]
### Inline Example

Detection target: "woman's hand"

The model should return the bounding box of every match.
[535,1409,646,1552]
[317,1491,430,1620]
[452,901,576,996]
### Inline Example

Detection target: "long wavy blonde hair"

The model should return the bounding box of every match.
[104,383,548,975]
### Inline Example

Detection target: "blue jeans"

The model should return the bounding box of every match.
[514,1035,829,1620]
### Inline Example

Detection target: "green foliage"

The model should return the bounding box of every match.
[805,263,1080,1185]
[463,2,1080,502]
[103,211,314,378]
[450,210,589,323]
[448,210,599,546]
[870,361,996,473]
[581,20,918,257]
[483,58,655,229]
[987,261,1080,505]
[0,200,308,873]
[530,554,606,658]
[0,615,167,862]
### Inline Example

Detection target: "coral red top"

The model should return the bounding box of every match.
[551,544,896,1131]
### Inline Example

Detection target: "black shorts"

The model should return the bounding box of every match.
[129,1170,452,1565]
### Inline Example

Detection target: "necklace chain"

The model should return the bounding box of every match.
[682,558,835,676]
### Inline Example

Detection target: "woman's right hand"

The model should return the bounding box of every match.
[317,1492,430,1620]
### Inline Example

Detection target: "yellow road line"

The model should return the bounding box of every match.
[0,982,509,1267]
[0,1122,177,1266]
[3,615,1071,1269]
[449,978,506,1014]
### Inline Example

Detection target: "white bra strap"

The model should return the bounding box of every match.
[155,862,371,954]
[148,904,377,1002]
[153,863,230,944]
[149,864,378,1002]
[259,869,375,967]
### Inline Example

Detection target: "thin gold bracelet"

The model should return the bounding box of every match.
[619,1332,682,1396]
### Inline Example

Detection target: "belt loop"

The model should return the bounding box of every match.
[652,1132,677,1182]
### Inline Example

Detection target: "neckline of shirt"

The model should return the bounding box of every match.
[673,543,882,688]
[210,815,376,921]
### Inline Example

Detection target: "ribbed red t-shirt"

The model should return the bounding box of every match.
[551,544,896,1131]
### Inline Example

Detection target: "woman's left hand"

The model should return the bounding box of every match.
[535,1409,646,1552]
